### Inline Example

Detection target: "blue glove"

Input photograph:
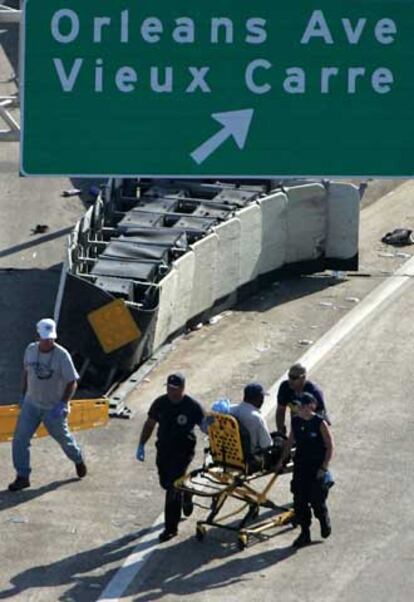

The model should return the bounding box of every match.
[49,401,68,419]
[136,444,145,462]
[317,468,335,488]
[211,398,231,414]
[200,415,215,434]
[323,470,335,488]
[205,415,216,427]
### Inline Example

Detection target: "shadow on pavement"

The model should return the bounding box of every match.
[0,478,79,512]
[0,525,160,601]
[236,273,340,315]
[0,267,61,405]
[0,523,296,601]
[130,533,297,601]
[0,228,73,259]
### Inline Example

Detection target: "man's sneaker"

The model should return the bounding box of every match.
[75,461,87,478]
[292,529,311,548]
[182,493,194,517]
[8,476,30,492]
[158,530,177,543]
[320,514,332,539]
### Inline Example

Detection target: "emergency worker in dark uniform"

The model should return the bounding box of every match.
[136,373,205,543]
[275,392,334,548]
[276,362,330,435]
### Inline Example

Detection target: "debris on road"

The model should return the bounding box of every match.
[330,270,347,280]
[209,314,225,325]
[31,224,49,235]
[61,188,82,197]
[256,344,271,353]
[381,228,414,246]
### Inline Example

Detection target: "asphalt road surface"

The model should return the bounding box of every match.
[0,183,414,601]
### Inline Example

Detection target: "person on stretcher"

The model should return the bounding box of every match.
[211,383,285,470]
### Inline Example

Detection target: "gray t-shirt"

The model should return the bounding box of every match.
[230,401,273,453]
[24,342,79,410]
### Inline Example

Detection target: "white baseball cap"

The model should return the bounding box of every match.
[36,318,57,340]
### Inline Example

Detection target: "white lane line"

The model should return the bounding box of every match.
[263,256,414,416]
[97,514,164,601]
[97,256,414,601]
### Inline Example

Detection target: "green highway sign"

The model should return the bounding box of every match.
[21,0,414,177]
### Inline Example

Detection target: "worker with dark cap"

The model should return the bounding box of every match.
[136,373,205,543]
[275,392,335,548]
[276,362,330,435]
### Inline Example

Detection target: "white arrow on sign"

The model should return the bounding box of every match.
[190,109,254,165]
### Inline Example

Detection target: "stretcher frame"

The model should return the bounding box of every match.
[175,413,295,549]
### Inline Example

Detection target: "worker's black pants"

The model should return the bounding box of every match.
[291,469,330,530]
[156,450,193,533]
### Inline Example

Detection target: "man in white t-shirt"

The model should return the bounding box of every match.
[8,318,87,492]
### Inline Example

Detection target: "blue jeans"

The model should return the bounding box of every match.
[12,401,83,478]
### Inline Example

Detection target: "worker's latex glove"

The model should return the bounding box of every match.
[211,398,231,414]
[136,444,145,462]
[317,468,334,487]
[200,415,215,434]
[49,401,68,419]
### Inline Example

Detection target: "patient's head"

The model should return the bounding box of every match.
[243,382,266,409]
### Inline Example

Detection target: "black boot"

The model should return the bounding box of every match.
[8,476,30,492]
[293,528,311,548]
[319,512,331,539]
[182,491,194,517]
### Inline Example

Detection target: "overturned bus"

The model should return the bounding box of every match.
[55,178,359,393]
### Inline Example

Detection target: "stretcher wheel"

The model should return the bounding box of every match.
[237,534,248,550]
[196,525,206,542]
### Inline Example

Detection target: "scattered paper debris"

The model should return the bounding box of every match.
[330,270,346,280]
[345,296,360,303]
[62,188,81,197]
[378,252,395,258]
[298,339,314,346]
[319,301,334,308]
[395,251,411,258]
[209,314,224,325]
[8,516,27,524]
[256,345,271,353]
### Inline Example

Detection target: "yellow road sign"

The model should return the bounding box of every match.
[87,298,141,353]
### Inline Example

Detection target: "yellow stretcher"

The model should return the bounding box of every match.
[0,399,109,443]
[175,413,295,550]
